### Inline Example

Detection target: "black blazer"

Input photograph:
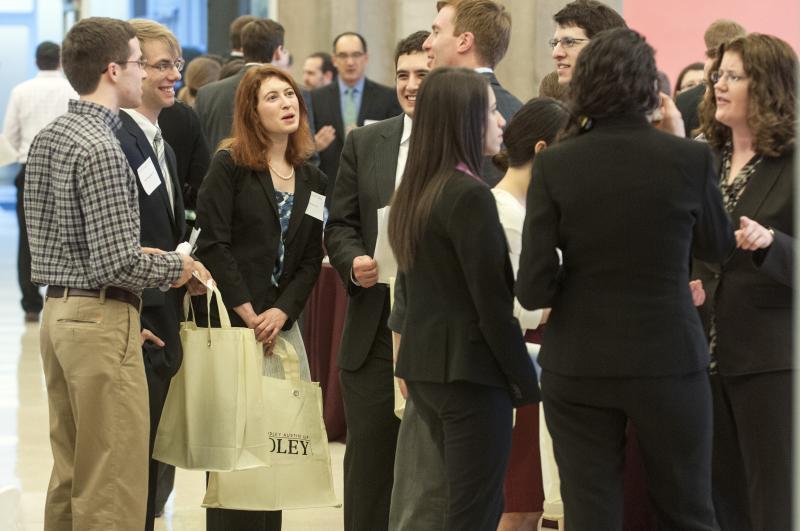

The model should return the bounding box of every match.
[117,110,186,378]
[158,100,211,211]
[325,114,403,371]
[517,113,735,378]
[693,149,794,375]
[194,150,327,328]
[481,72,522,186]
[310,78,401,193]
[394,169,539,406]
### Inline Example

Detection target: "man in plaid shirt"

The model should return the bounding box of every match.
[24,17,196,531]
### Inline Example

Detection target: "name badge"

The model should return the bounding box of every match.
[305,191,325,221]
[137,158,161,195]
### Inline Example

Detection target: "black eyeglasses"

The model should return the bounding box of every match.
[548,37,588,49]
[146,58,186,73]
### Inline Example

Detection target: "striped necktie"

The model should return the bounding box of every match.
[153,127,174,211]
[343,87,357,131]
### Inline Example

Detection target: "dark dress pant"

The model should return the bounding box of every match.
[339,306,400,531]
[541,369,717,531]
[406,380,513,531]
[710,370,791,531]
[15,164,43,314]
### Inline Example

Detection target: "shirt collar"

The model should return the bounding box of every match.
[123,108,160,146]
[69,99,122,131]
[338,76,366,96]
[401,114,413,145]
[474,67,494,74]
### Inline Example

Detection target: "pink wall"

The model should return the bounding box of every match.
[624,1,800,94]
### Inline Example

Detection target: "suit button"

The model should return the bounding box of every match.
[714,274,720,279]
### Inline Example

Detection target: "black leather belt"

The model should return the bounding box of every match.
[46,286,141,310]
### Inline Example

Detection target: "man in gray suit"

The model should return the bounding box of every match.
[423,0,520,185]
[194,18,286,151]
[324,31,431,531]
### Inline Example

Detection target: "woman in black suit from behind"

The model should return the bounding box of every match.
[516,29,734,530]
[387,68,540,531]
[694,34,796,531]
[195,64,326,531]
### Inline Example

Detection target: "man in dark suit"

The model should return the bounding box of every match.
[423,0,521,186]
[675,19,746,138]
[117,20,211,531]
[310,32,401,195]
[195,18,286,151]
[225,14,258,63]
[324,31,432,531]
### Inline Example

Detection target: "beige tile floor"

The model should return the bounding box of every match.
[0,200,346,530]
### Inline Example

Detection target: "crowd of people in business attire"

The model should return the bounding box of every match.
[2,0,795,530]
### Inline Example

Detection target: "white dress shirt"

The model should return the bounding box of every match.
[394,113,413,188]
[124,109,175,210]
[2,70,77,163]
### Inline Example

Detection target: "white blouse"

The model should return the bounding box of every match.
[491,187,544,331]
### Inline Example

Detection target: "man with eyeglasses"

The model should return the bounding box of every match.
[24,17,197,530]
[310,32,400,199]
[676,19,746,137]
[116,19,213,531]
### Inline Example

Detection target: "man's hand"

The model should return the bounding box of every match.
[314,126,336,151]
[171,254,195,288]
[186,260,215,295]
[735,216,774,250]
[689,279,706,307]
[141,328,165,347]
[255,307,289,347]
[352,255,378,288]
[652,92,685,138]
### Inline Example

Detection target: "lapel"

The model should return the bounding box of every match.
[256,168,280,221]
[121,111,175,225]
[324,83,345,142]
[731,153,788,220]
[357,78,374,126]
[163,144,184,237]
[285,166,311,246]
[370,115,404,207]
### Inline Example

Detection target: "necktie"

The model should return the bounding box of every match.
[153,127,174,211]
[343,87,357,131]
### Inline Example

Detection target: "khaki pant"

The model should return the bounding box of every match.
[40,292,149,531]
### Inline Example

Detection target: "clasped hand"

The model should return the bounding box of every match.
[352,255,378,288]
[735,216,773,251]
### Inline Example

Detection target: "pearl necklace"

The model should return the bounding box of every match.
[268,163,295,181]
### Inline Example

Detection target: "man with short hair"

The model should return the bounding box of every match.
[195,18,287,150]
[676,19,746,137]
[303,51,336,89]
[3,41,77,323]
[310,31,401,196]
[424,0,521,185]
[25,17,196,530]
[226,14,258,62]
[325,30,430,531]
[117,19,212,530]
[549,0,627,86]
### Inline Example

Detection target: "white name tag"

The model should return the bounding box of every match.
[137,158,161,195]
[305,191,325,221]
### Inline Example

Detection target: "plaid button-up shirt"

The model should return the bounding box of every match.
[24,99,183,294]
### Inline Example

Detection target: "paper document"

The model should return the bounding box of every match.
[374,206,398,284]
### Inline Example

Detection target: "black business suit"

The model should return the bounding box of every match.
[480,72,522,186]
[675,82,706,138]
[194,66,250,153]
[693,149,794,531]
[324,115,403,530]
[394,168,539,531]
[117,110,186,531]
[516,113,735,531]
[195,149,326,530]
[310,78,401,195]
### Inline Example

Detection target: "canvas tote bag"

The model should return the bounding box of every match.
[153,286,271,471]
[203,335,339,510]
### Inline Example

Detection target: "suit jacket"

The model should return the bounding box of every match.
[158,100,211,211]
[310,78,401,195]
[394,169,539,406]
[325,114,403,370]
[693,149,794,375]
[194,66,250,153]
[517,113,735,378]
[675,83,706,138]
[117,110,187,378]
[194,149,327,328]
[481,72,522,186]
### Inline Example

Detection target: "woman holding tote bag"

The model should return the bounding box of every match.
[194,64,326,531]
